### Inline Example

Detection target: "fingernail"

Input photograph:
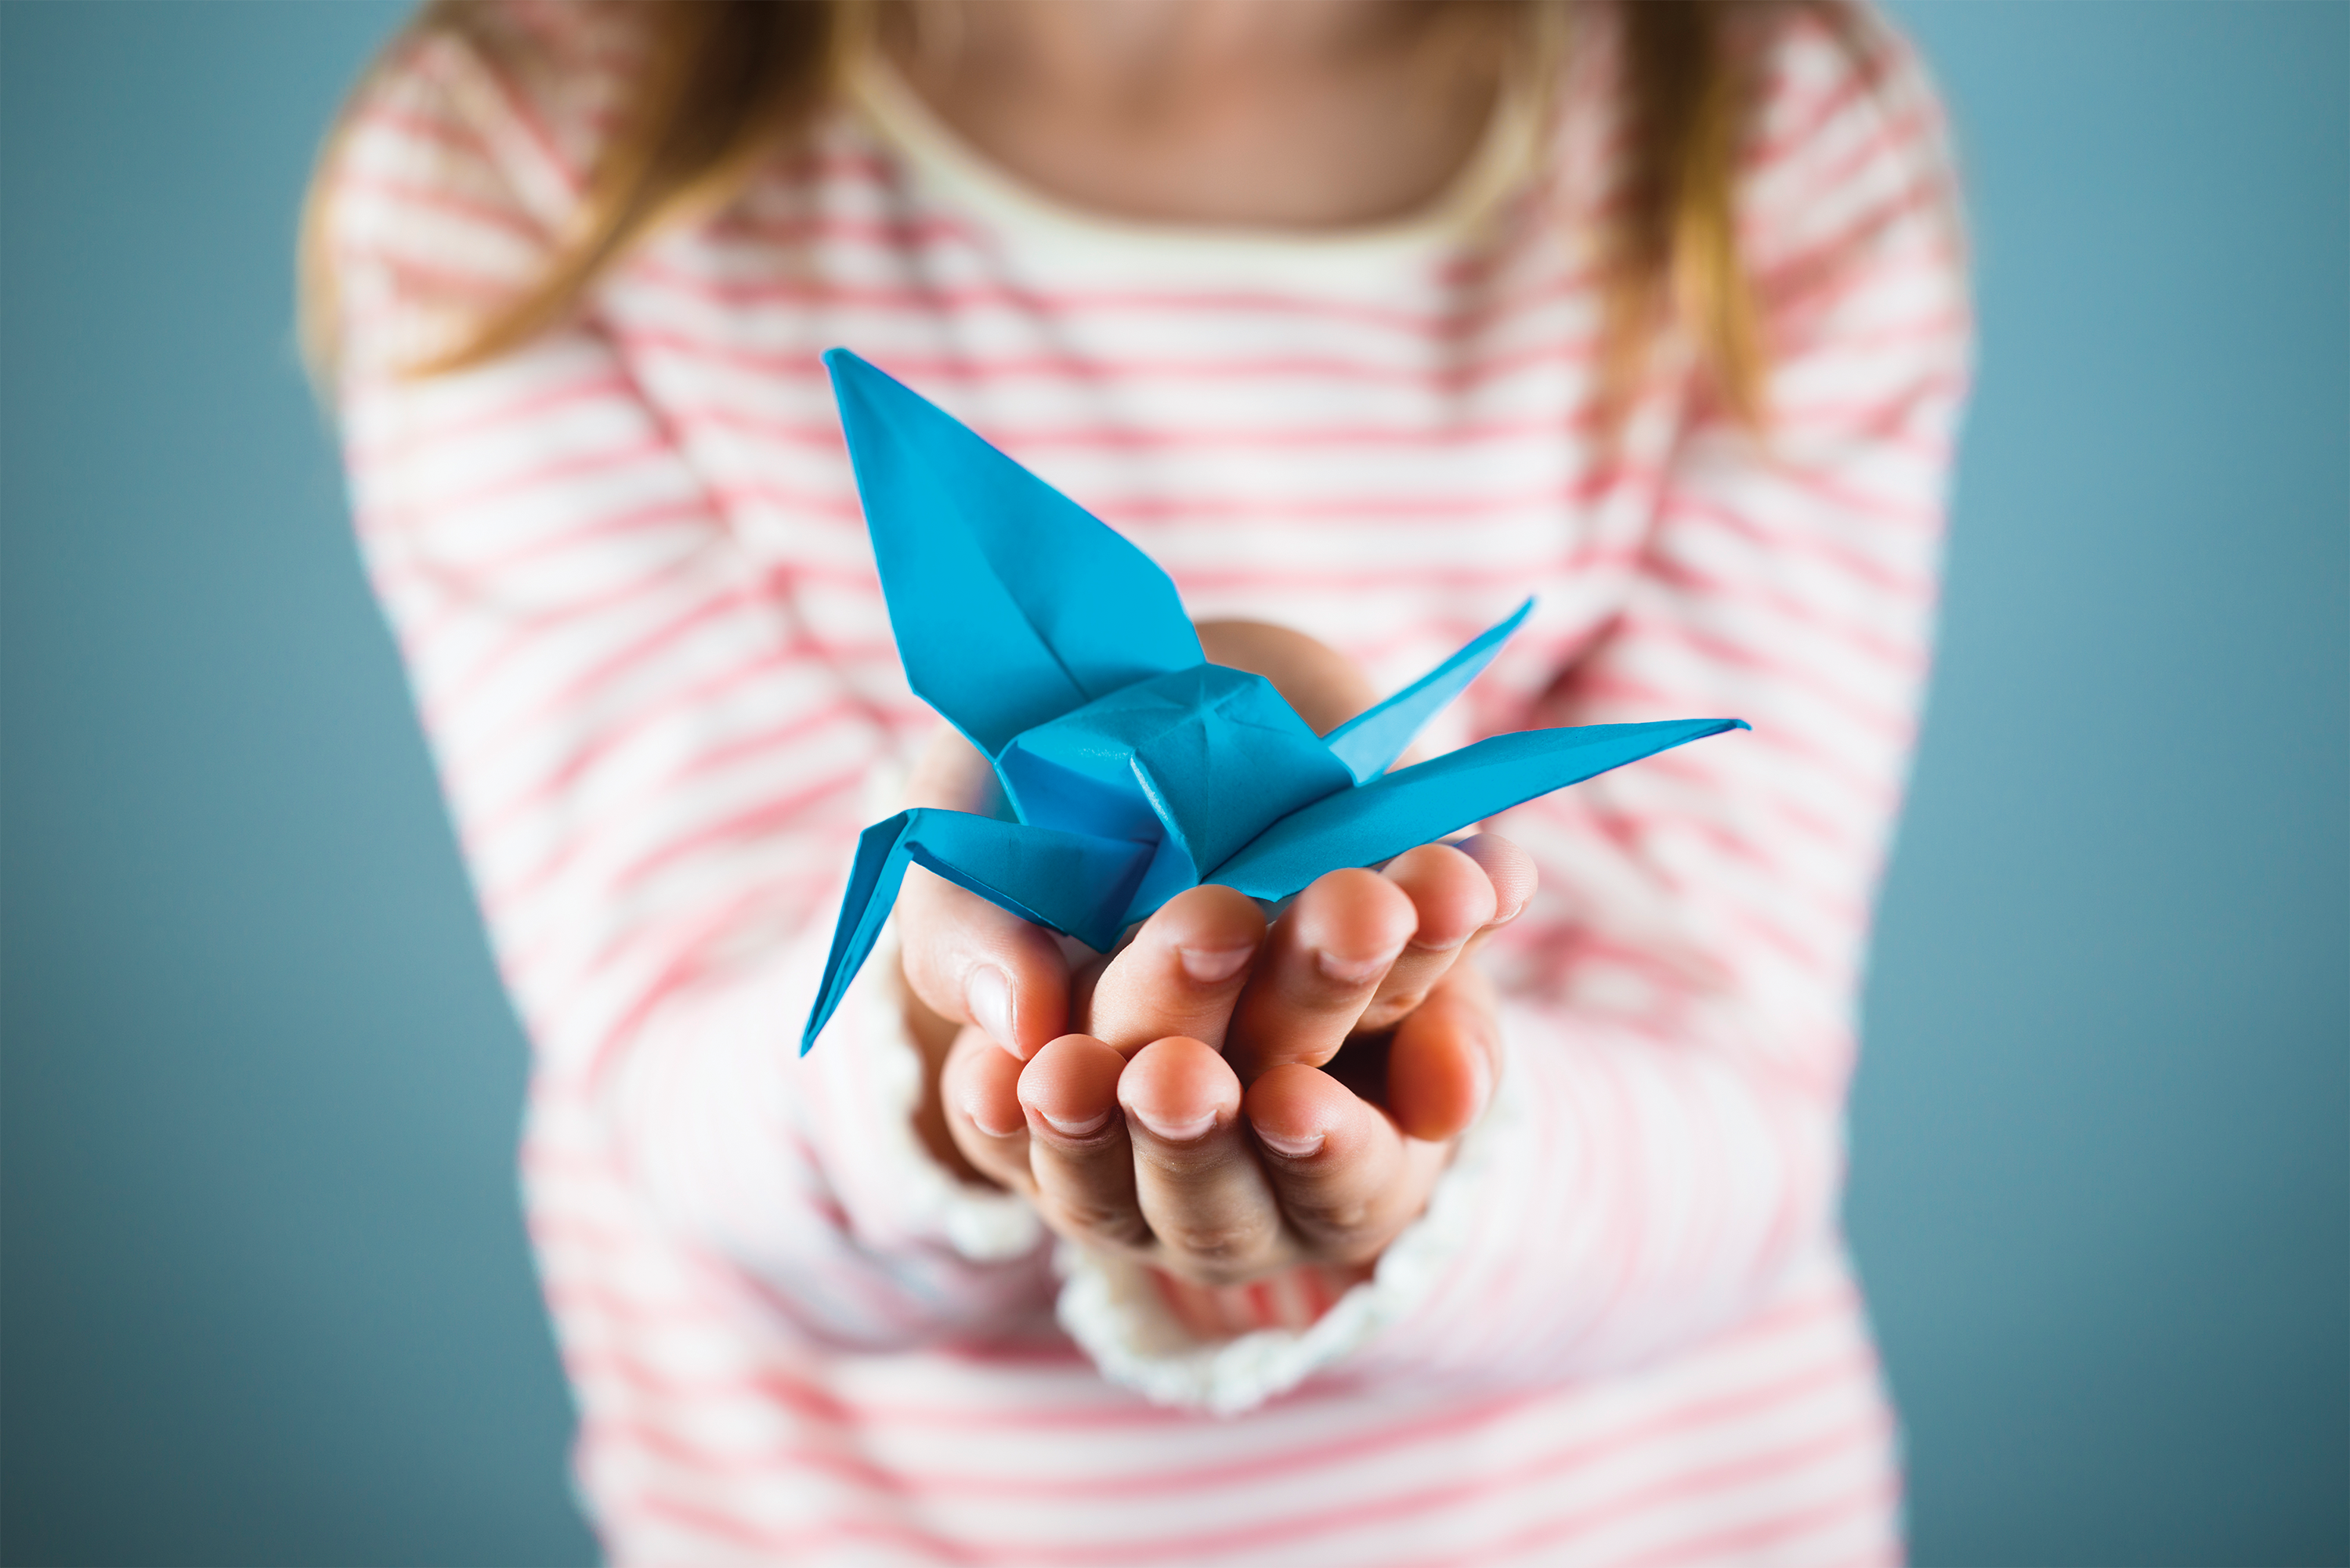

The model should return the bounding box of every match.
[1254,1125,1325,1159]
[1316,945,1402,986]
[1177,943,1256,984]
[967,965,1014,1048]
[1130,1106,1218,1143]
[1468,1044,1495,1121]
[963,1089,1024,1140]
[1038,1108,1110,1138]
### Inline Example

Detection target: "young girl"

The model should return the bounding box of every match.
[309,1,1968,1561]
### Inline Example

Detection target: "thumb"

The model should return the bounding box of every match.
[897,865,1072,1060]
[893,721,1072,1058]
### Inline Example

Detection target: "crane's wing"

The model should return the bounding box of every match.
[1321,598,1534,784]
[802,808,1155,1053]
[1211,718,1749,903]
[825,349,1205,757]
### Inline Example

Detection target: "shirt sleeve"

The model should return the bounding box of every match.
[322,18,1046,1348]
[1056,9,1972,1409]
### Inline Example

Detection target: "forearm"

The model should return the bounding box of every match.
[603,926,1050,1343]
[1347,999,1844,1386]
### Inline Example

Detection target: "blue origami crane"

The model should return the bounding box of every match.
[801,349,1748,1052]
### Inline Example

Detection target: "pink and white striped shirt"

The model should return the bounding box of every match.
[324,4,1969,1561]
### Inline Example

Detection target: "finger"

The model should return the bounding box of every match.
[894,723,1071,1060]
[898,873,1070,1060]
[898,869,1072,1060]
[941,1023,1034,1194]
[1452,832,1537,958]
[1119,1037,1286,1284]
[1383,965,1500,1143]
[1355,843,1497,1035]
[1244,1064,1449,1265]
[1019,1035,1149,1252]
[1086,885,1266,1055]
[1227,868,1415,1079]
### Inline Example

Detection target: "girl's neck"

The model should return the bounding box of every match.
[883,0,1509,232]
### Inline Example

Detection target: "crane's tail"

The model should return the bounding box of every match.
[803,809,1155,1053]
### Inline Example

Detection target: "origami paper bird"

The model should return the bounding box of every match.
[801,349,1748,1053]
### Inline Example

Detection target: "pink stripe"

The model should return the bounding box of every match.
[1391,1414,1895,1568]
[601,1381,1889,1566]
[1789,303,1972,365]
[555,1271,1860,1451]
[331,171,544,244]
[573,1341,1875,1511]
[562,1344,1189,1434]
[736,146,909,193]
[616,1494,974,1568]
[1748,42,1884,169]
[490,764,862,990]
[707,208,976,253]
[472,696,868,919]
[618,325,1610,392]
[648,399,1619,457]
[334,253,520,308]
[1614,608,1920,742]
[1752,108,1943,266]
[574,891,816,1089]
[385,433,679,518]
[622,261,1622,352]
[344,368,634,468]
[1766,453,1943,532]
[1574,801,1868,930]
[345,104,494,167]
[424,576,768,778]
[1611,1472,1900,1568]
[361,530,653,651]
[576,764,859,909]
[1573,681,1896,813]
[461,647,856,848]
[465,44,584,196]
[721,469,1628,529]
[1658,494,1933,602]
[1643,547,1929,677]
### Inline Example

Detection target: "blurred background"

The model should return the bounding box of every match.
[2,2,2341,1563]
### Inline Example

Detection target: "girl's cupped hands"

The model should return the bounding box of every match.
[892,622,1535,1296]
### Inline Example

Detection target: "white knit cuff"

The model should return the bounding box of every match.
[814,924,1046,1263]
[1053,1036,1528,1415]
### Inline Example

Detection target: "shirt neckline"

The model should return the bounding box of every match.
[847,51,1542,279]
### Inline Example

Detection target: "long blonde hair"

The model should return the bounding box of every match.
[304,0,1868,425]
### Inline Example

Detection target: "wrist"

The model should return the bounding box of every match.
[1146,1259,1376,1339]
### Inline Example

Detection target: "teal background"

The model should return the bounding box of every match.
[2,2,2342,1563]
